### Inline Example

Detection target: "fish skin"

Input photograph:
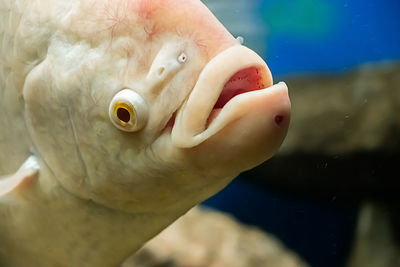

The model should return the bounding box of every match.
[0,0,290,266]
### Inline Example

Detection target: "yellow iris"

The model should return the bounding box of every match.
[113,102,135,126]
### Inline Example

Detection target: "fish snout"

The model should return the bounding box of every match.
[145,42,189,94]
[171,45,291,150]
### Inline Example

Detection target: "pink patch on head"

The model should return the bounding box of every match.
[136,0,154,19]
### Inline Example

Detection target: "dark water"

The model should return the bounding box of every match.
[203,178,357,267]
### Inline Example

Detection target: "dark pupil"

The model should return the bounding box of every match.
[117,108,130,123]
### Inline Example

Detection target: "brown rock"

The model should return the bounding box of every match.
[347,203,400,267]
[245,62,400,201]
[243,62,400,267]
[281,62,400,154]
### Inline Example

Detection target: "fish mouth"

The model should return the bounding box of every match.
[171,45,288,148]
[206,66,269,128]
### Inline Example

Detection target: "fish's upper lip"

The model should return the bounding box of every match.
[171,45,283,148]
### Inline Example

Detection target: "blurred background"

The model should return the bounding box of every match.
[129,1,400,267]
[200,0,400,267]
[203,0,400,75]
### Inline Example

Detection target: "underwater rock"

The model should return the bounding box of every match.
[347,203,400,267]
[243,62,400,267]
[281,62,400,155]
[123,206,308,267]
[246,62,400,202]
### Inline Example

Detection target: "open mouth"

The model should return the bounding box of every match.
[171,45,287,148]
[214,67,267,109]
[206,66,268,128]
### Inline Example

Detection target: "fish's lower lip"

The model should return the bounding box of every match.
[204,82,289,133]
[171,45,276,148]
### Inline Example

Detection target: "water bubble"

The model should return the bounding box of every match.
[236,36,245,45]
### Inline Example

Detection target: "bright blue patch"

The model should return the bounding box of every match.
[261,0,400,75]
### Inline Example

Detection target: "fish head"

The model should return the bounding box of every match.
[22,0,290,213]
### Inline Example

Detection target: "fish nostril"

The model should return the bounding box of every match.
[178,53,187,63]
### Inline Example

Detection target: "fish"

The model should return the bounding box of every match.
[0,0,290,266]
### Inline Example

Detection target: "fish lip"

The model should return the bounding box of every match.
[171,45,279,148]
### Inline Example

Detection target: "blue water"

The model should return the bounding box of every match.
[203,178,356,267]
[263,0,400,75]
[203,1,400,267]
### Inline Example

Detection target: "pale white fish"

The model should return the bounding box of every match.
[0,0,290,266]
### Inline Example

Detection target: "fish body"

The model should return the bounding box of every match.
[0,0,290,266]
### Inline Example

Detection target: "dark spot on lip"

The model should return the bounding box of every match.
[275,115,285,126]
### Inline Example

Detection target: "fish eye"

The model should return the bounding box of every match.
[114,102,133,124]
[109,89,148,132]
